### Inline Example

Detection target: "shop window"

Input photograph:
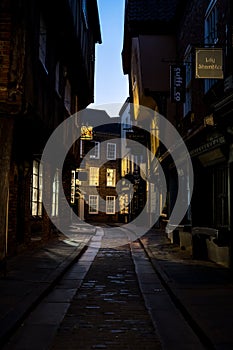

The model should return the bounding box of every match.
[106,196,116,214]
[31,160,43,217]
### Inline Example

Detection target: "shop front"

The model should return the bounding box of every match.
[188,128,232,267]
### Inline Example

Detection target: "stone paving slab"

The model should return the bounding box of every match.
[0,229,93,346]
[139,228,233,350]
[50,230,162,350]
[1,223,233,349]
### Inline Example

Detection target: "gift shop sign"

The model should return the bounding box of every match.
[170,65,186,103]
[195,48,223,79]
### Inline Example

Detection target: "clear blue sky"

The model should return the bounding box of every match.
[91,0,129,107]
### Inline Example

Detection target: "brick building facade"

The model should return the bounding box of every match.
[122,0,233,267]
[0,0,101,262]
[71,113,122,224]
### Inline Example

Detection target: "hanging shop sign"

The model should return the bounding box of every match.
[195,48,223,79]
[190,135,226,157]
[170,65,186,103]
[80,125,93,140]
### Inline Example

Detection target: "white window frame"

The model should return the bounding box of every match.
[90,142,100,159]
[52,169,59,217]
[31,160,43,217]
[39,15,48,73]
[106,168,116,187]
[89,167,99,186]
[107,143,116,160]
[106,196,116,214]
[89,195,99,214]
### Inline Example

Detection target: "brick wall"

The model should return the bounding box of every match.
[0,8,11,103]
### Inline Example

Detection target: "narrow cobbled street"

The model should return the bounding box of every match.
[50,228,161,350]
[3,227,162,350]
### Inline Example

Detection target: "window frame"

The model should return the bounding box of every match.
[89,167,99,186]
[106,196,116,214]
[106,168,116,187]
[51,169,59,217]
[90,141,100,159]
[31,160,43,217]
[107,143,116,160]
[89,195,99,214]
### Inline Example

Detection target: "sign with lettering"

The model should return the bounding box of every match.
[170,65,186,103]
[190,135,225,157]
[195,48,223,79]
[80,125,93,140]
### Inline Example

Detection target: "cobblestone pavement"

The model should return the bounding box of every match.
[50,229,161,350]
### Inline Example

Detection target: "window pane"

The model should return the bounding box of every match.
[107,143,116,160]
[33,161,38,175]
[52,169,59,217]
[32,174,38,188]
[106,196,115,214]
[106,168,116,187]
[90,142,100,159]
[89,167,99,186]
[32,202,38,216]
[32,188,38,202]
[38,203,43,217]
[89,195,98,214]
[31,160,43,216]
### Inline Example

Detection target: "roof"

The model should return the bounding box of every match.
[122,0,186,74]
[94,117,121,135]
[126,0,182,23]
